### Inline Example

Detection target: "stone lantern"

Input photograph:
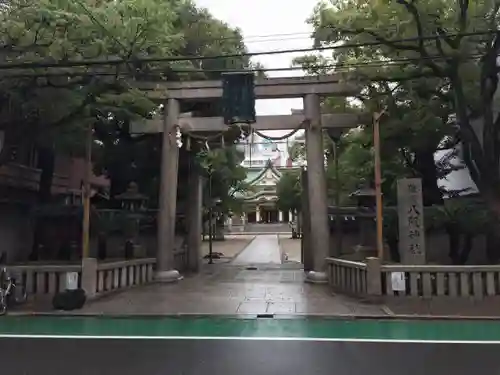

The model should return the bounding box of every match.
[116,182,148,212]
[115,182,148,258]
[351,187,377,209]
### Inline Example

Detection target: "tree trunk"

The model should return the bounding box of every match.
[296,210,302,238]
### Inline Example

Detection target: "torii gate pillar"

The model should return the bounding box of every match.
[156,98,182,282]
[304,94,330,283]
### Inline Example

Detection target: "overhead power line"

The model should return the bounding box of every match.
[0,52,484,80]
[0,30,494,71]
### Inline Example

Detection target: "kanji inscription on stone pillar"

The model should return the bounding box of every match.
[397,178,426,264]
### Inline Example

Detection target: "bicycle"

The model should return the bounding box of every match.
[0,266,27,316]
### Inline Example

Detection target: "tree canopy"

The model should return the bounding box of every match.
[0,0,257,207]
[297,0,500,212]
[196,146,250,215]
[0,0,184,164]
[276,169,302,213]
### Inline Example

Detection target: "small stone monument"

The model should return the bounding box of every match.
[397,178,426,264]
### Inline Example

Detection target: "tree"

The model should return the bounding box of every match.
[303,0,500,213]
[92,0,255,203]
[0,0,185,205]
[276,169,302,237]
[197,146,250,216]
[196,146,250,240]
[276,170,302,214]
[296,8,464,204]
[0,0,255,207]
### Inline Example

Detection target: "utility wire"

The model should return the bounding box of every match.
[0,30,494,71]
[0,52,483,80]
[109,14,492,44]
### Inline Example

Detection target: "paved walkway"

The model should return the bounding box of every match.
[73,235,386,316]
[201,236,254,260]
[75,264,385,316]
[231,234,281,265]
[15,236,386,316]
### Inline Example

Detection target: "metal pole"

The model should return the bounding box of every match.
[373,109,386,260]
[334,141,342,256]
[208,171,213,264]
[82,123,92,260]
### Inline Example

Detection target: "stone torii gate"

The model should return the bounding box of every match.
[135,75,363,283]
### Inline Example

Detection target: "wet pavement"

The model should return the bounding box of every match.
[77,265,385,316]
[8,235,385,316]
[74,234,384,316]
[231,234,282,265]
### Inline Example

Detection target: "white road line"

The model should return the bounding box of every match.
[0,335,499,344]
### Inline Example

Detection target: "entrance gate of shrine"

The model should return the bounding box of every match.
[133,75,365,283]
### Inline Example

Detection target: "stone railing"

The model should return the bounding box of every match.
[94,258,155,297]
[326,258,368,295]
[4,264,82,296]
[2,258,157,299]
[380,264,500,298]
[327,257,500,299]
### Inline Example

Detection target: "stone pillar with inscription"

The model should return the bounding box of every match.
[397,178,426,264]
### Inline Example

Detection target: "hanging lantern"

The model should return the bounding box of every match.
[222,72,256,125]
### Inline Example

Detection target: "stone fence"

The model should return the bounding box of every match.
[3,257,162,300]
[93,258,156,297]
[3,264,83,295]
[327,257,500,299]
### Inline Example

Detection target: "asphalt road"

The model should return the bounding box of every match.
[1,338,498,375]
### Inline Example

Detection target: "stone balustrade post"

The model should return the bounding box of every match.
[366,257,382,296]
[81,257,97,298]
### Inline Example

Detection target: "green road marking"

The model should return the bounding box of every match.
[1,316,500,341]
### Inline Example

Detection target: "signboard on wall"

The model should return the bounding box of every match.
[65,272,79,290]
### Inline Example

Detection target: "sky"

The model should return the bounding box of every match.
[194,0,319,123]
